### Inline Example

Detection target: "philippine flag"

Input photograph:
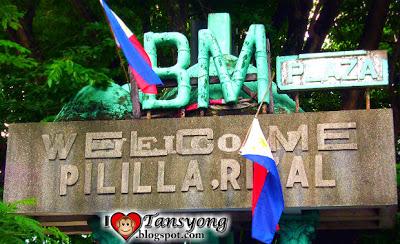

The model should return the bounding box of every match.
[99,0,162,94]
[240,118,284,244]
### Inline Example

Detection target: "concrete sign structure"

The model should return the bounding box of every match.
[3,11,396,243]
[4,109,396,222]
[276,50,388,91]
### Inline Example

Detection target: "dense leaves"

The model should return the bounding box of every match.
[0,3,23,30]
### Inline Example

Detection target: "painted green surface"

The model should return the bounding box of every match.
[55,77,297,122]
[158,82,298,113]
[196,24,268,108]
[208,13,231,55]
[142,31,191,109]
[140,13,297,111]
[55,13,298,121]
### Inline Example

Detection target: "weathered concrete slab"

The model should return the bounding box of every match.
[4,109,397,215]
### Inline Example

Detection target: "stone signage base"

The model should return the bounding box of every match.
[3,109,397,234]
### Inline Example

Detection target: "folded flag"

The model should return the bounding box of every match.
[185,99,225,111]
[240,118,284,244]
[99,0,161,94]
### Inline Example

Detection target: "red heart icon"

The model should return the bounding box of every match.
[111,212,141,240]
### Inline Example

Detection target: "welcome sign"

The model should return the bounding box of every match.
[4,109,396,214]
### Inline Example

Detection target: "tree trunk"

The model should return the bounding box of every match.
[282,0,313,55]
[138,0,150,32]
[303,0,341,53]
[68,0,97,22]
[165,0,188,33]
[194,0,211,20]
[6,0,42,59]
[272,0,290,30]
[341,0,390,110]
[177,0,188,33]
[163,0,188,63]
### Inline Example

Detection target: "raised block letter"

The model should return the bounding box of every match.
[142,32,191,109]
[42,133,77,160]
[197,24,269,108]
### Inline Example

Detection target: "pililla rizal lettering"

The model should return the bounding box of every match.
[42,122,358,196]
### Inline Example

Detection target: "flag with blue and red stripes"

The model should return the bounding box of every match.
[240,118,284,244]
[100,0,162,94]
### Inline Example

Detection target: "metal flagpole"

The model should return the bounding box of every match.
[267,39,275,114]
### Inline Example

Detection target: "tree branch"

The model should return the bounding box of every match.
[271,0,290,30]
[282,0,313,55]
[303,0,341,53]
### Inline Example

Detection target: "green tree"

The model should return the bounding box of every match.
[0,199,68,243]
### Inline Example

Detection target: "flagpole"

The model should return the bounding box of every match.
[99,0,141,119]
[129,71,142,118]
[267,39,274,114]
[254,72,275,119]
[255,38,275,119]
[99,2,130,84]
[241,72,275,149]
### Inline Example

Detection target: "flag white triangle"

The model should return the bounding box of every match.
[240,118,274,159]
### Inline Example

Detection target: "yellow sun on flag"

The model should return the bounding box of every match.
[258,136,268,148]
[249,136,268,152]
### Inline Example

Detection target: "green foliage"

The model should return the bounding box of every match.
[0,3,122,128]
[397,163,400,186]
[0,3,23,30]
[0,40,38,69]
[322,0,368,51]
[397,139,400,162]
[46,59,111,88]
[0,199,68,243]
[299,91,342,112]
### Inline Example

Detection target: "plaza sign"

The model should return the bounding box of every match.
[276,50,388,91]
